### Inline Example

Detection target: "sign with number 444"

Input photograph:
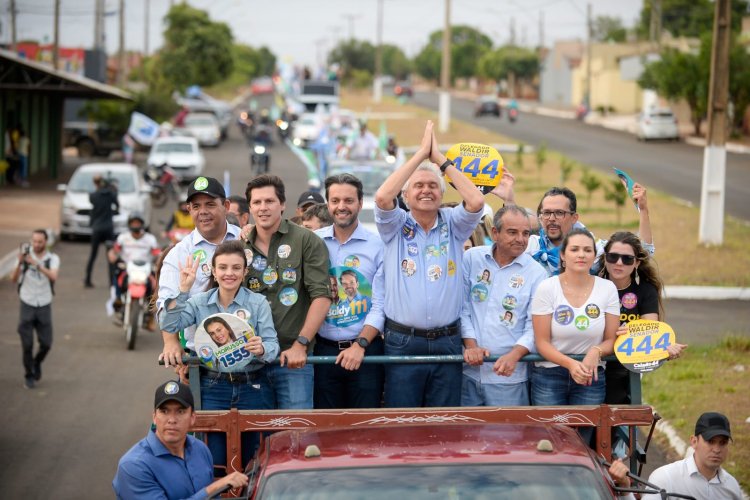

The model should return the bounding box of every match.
[614,319,676,374]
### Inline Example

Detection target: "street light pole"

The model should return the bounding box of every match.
[53,0,60,70]
[374,0,384,103]
[144,0,150,57]
[699,0,731,245]
[438,0,451,133]
[118,0,126,86]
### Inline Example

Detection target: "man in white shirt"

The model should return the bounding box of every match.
[642,412,742,500]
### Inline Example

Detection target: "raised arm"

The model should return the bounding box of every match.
[430,127,484,213]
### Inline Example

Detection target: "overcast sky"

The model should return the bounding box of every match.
[5,0,643,67]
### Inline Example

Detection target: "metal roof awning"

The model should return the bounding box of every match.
[0,49,132,100]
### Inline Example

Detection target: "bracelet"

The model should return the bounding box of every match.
[590,345,603,358]
[439,159,453,173]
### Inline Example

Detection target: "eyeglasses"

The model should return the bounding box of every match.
[539,210,575,220]
[129,226,144,233]
[605,252,636,265]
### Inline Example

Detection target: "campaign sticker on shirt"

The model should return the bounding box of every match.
[425,245,440,258]
[247,277,261,291]
[407,243,419,256]
[554,305,574,325]
[251,255,267,271]
[192,249,208,264]
[574,315,590,331]
[444,142,505,195]
[401,221,416,241]
[262,268,278,285]
[502,294,517,311]
[477,269,492,285]
[343,255,361,268]
[235,309,252,324]
[471,283,488,302]
[585,303,601,319]
[621,292,638,310]
[508,274,525,289]
[500,310,517,328]
[325,266,373,327]
[244,248,254,266]
[277,245,291,259]
[439,223,449,240]
[440,242,448,256]
[200,262,212,277]
[401,258,416,277]
[278,287,298,306]
[194,313,256,372]
[427,264,442,282]
[281,267,297,284]
[447,260,456,277]
[615,319,676,373]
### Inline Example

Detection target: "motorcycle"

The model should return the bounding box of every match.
[250,141,270,176]
[120,259,153,350]
[144,163,183,208]
[508,108,519,123]
[276,118,291,141]
[166,227,192,244]
[237,110,255,139]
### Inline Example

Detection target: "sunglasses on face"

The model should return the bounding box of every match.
[605,252,636,265]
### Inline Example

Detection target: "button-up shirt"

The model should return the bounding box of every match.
[160,287,279,369]
[157,224,241,349]
[375,204,481,329]
[18,250,59,307]
[315,222,385,341]
[642,452,742,500]
[461,245,547,384]
[112,430,213,500]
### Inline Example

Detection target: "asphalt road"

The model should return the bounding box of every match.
[412,92,750,221]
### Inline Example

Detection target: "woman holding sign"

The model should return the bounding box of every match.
[160,240,279,470]
[531,228,620,445]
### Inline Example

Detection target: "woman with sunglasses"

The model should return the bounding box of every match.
[531,228,620,444]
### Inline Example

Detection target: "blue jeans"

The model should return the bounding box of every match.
[313,337,384,409]
[383,328,463,408]
[530,364,606,446]
[266,363,314,409]
[200,369,274,471]
[461,376,530,406]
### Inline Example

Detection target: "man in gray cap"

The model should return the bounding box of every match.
[642,412,741,499]
[113,380,248,499]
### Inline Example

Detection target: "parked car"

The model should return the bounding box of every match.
[291,113,324,148]
[179,112,222,147]
[146,136,205,182]
[393,80,413,97]
[62,121,124,158]
[58,163,152,239]
[475,95,501,117]
[636,108,679,141]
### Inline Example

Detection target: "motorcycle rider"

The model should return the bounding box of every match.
[108,214,160,327]
[162,201,195,241]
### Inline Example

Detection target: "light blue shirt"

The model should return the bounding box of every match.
[461,245,547,384]
[375,204,481,329]
[160,287,279,368]
[315,223,385,341]
[157,223,241,348]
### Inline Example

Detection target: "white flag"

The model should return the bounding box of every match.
[127,112,160,146]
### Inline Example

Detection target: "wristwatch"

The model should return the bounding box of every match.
[439,159,454,173]
[295,335,310,347]
[355,337,370,348]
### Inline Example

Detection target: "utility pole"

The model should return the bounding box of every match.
[649,0,662,48]
[94,0,106,51]
[373,0,384,103]
[118,0,126,86]
[144,0,150,56]
[10,0,17,52]
[509,17,516,46]
[342,14,360,40]
[699,0,731,245]
[538,11,544,49]
[585,2,592,108]
[53,0,60,70]
[438,0,451,133]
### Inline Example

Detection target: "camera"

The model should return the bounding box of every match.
[21,243,31,255]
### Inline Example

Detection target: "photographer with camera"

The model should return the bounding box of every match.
[11,230,60,389]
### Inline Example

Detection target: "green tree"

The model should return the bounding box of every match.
[478,45,540,96]
[414,26,493,82]
[534,142,547,183]
[514,142,525,171]
[637,0,747,39]
[159,4,234,90]
[580,168,602,209]
[328,39,376,81]
[381,44,412,79]
[592,16,627,42]
[604,179,628,226]
[560,157,575,185]
[256,46,277,76]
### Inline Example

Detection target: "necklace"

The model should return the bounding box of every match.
[561,277,594,300]
[616,279,632,291]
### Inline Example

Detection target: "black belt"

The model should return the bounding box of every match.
[316,335,357,350]
[199,366,260,384]
[385,318,460,339]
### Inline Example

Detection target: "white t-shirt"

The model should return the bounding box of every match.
[115,231,159,263]
[531,275,619,368]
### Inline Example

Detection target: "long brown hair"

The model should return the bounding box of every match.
[597,231,664,319]
[206,240,248,290]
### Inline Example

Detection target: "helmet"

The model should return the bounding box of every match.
[127,213,146,225]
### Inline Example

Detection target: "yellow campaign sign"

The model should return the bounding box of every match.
[445,143,504,195]
[614,319,676,373]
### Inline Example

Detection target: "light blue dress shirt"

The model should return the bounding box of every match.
[375,204,481,329]
[461,245,548,384]
[160,287,279,368]
[315,223,385,340]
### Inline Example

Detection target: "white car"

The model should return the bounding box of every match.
[180,112,222,147]
[147,136,205,182]
[58,163,152,239]
[291,113,324,148]
[636,108,679,141]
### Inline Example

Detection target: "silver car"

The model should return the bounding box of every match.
[147,136,205,182]
[180,112,222,147]
[58,163,152,239]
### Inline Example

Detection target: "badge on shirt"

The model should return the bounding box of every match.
[278,287,298,306]
[244,248,254,266]
[262,267,278,285]
[574,315,590,330]
[439,223,448,239]
[477,269,492,285]
[554,305,574,325]
[502,294,517,310]
[192,249,208,264]
[252,255,267,271]
[407,243,419,256]
[427,264,442,282]
[235,309,252,324]
[248,277,261,291]
[585,303,601,319]
[425,245,439,258]
[277,245,291,259]
[500,310,517,328]
[200,262,212,277]
[471,283,488,302]
[401,258,416,277]
[621,293,638,310]
[440,242,448,255]
[508,274,525,289]
[343,255,361,268]
[401,221,416,240]
[281,267,297,284]
[447,260,456,277]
